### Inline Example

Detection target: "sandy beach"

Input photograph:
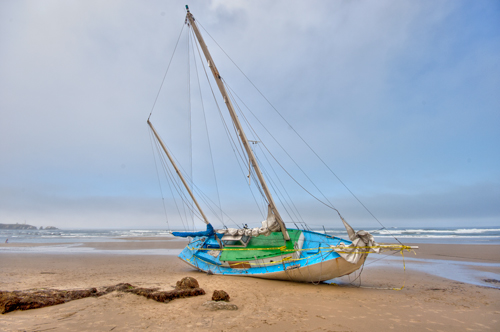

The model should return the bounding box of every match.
[1,239,499,331]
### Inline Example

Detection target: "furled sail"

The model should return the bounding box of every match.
[216,205,281,237]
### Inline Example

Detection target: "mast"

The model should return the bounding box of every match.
[185,6,290,240]
[148,119,210,225]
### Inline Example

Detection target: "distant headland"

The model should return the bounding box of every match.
[0,223,58,230]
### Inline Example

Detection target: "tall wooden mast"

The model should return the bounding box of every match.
[185,6,289,240]
[148,119,210,225]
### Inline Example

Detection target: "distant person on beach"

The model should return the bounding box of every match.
[5,239,8,243]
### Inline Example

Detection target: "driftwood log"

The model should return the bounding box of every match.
[0,277,205,314]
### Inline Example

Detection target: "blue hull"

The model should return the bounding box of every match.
[176,229,367,283]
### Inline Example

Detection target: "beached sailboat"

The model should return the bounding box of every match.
[148,6,412,283]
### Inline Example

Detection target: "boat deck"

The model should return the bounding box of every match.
[219,229,303,262]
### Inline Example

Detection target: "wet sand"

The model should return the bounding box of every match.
[402,243,500,263]
[1,241,499,331]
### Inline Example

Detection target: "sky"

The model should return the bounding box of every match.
[0,0,499,230]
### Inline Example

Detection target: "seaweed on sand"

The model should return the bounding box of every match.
[1,277,205,314]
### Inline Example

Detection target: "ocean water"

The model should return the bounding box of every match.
[324,226,500,244]
[1,226,499,245]
[0,229,175,244]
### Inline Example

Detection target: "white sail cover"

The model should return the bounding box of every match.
[216,205,281,237]
[331,218,380,264]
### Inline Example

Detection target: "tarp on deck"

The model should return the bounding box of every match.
[172,223,215,238]
[216,205,280,237]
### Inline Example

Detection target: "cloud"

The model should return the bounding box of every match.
[0,0,498,229]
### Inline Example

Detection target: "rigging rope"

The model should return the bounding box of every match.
[254,152,297,224]
[153,18,402,247]
[197,20,402,244]
[187,25,195,231]
[152,120,244,228]
[155,137,204,224]
[256,144,306,225]
[225,82,339,211]
[224,82,321,229]
[149,128,188,230]
[148,128,170,230]
[223,79,349,224]
[189,25,266,221]
[148,21,185,120]
[189,30,225,227]
[223,82,270,204]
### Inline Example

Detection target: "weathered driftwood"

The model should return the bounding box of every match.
[1,278,205,314]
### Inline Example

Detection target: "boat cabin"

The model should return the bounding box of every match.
[220,234,251,247]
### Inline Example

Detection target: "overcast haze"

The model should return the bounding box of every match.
[1,0,499,230]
